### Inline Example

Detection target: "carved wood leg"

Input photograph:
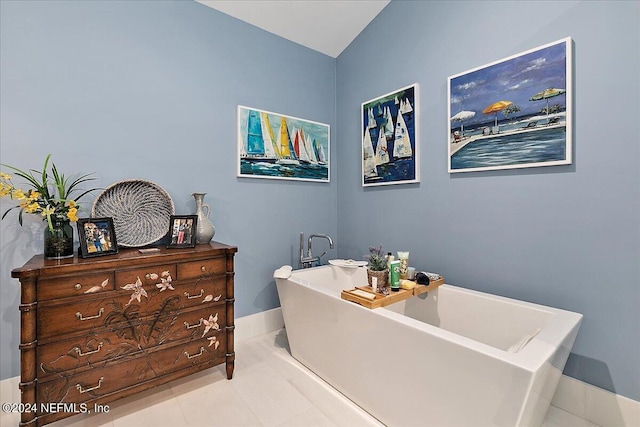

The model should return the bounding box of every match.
[225,253,235,380]
[19,277,38,426]
[226,357,235,379]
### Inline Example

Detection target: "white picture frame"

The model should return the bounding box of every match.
[237,105,330,183]
[361,83,419,187]
[448,37,573,173]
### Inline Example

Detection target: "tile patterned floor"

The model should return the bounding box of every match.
[0,329,598,426]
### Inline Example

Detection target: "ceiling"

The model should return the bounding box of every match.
[196,0,390,58]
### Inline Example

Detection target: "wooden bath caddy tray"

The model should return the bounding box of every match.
[341,276,444,309]
[413,276,445,296]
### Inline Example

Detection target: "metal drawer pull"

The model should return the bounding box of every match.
[185,347,204,359]
[75,308,105,321]
[184,319,203,329]
[201,266,206,272]
[74,283,82,290]
[76,377,104,394]
[184,289,204,299]
[74,342,104,357]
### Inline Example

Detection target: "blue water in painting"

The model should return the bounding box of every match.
[365,158,415,184]
[451,126,566,170]
[240,160,328,181]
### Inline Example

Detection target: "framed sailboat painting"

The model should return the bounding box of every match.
[361,84,419,187]
[237,106,330,182]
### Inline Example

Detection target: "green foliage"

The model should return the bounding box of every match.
[365,245,387,271]
[503,104,522,118]
[1,154,97,230]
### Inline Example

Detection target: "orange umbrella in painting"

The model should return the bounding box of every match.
[482,100,513,131]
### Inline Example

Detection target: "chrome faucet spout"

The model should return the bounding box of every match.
[308,233,334,260]
[299,233,334,268]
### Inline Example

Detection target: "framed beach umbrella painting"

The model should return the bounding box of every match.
[237,106,330,182]
[448,37,573,173]
[362,83,419,186]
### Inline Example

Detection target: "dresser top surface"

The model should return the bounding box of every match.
[11,241,237,279]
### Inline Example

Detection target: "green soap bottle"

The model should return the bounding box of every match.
[389,260,401,292]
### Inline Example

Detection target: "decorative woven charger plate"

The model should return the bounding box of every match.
[92,179,175,247]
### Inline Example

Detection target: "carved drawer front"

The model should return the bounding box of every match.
[12,243,236,427]
[177,277,226,309]
[178,258,226,280]
[38,278,226,340]
[37,334,227,409]
[115,264,177,290]
[38,272,115,301]
[37,307,226,379]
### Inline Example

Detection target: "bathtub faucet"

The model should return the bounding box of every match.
[299,232,334,268]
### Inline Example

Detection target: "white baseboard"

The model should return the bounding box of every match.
[235,307,284,342]
[551,374,639,427]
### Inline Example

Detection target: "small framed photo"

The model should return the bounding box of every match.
[77,217,119,258]
[167,215,197,249]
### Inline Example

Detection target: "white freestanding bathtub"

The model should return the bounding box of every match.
[274,265,582,427]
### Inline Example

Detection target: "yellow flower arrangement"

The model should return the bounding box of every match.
[1,154,97,231]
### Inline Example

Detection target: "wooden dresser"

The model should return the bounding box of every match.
[11,242,237,426]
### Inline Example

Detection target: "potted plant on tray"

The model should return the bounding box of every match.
[364,245,388,291]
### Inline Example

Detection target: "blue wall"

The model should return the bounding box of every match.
[0,1,337,381]
[1,0,638,404]
[336,1,639,401]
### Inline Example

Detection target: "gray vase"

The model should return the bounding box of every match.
[192,193,215,244]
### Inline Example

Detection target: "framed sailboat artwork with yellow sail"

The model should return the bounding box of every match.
[361,84,419,187]
[237,106,330,182]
